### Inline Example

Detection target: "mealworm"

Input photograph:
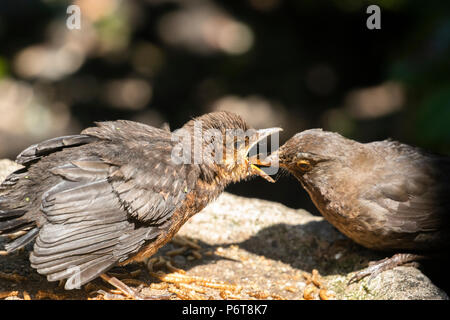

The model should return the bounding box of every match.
[23,291,31,300]
[191,250,202,259]
[0,291,19,299]
[84,282,97,292]
[319,288,335,300]
[176,282,207,294]
[166,261,186,274]
[172,236,201,250]
[270,293,286,300]
[0,271,27,282]
[284,286,297,293]
[220,290,241,300]
[311,269,322,287]
[302,272,312,284]
[150,282,169,290]
[97,290,127,300]
[166,247,187,256]
[122,278,147,286]
[248,291,269,299]
[146,257,159,272]
[35,290,64,300]
[199,282,240,293]
[184,239,201,250]
[303,284,317,300]
[168,286,191,300]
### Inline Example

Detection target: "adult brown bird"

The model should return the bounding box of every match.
[0,111,281,297]
[261,129,449,283]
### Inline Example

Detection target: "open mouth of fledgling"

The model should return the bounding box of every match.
[246,127,282,183]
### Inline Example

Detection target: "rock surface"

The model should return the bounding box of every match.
[0,158,448,300]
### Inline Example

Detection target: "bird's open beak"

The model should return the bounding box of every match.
[246,128,282,183]
[250,150,280,167]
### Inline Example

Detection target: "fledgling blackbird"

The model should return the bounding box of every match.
[0,111,281,296]
[262,129,449,282]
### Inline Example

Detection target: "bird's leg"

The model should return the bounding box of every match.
[99,273,169,300]
[348,253,426,285]
[100,273,144,299]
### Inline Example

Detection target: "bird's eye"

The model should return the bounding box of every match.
[296,159,312,171]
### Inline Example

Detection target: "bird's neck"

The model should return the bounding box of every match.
[301,172,361,221]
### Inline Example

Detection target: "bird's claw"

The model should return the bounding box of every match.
[347,253,420,286]
[347,263,385,285]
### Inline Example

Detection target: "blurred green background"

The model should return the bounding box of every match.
[0,0,449,213]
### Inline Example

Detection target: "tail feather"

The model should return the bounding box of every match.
[0,218,32,234]
[0,209,26,221]
[0,197,35,251]
[0,135,98,254]
[4,227,39,252]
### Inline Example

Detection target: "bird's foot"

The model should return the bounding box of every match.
[348,253,424,285]
[100,273,170,300]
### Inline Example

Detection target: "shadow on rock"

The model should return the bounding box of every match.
[235,221,450,296]
[235,221,386,276]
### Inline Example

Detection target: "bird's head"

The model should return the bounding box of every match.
[180,111,282,184]
[260,129,361,185]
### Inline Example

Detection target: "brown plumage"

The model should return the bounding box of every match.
[0,111,281,290]
[267,129,449,281]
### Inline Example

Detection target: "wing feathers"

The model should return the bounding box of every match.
[17,135,97,165]
[64,256,116,289]
[30,154,164,287]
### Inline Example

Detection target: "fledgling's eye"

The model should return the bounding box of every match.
[296,159,312,171]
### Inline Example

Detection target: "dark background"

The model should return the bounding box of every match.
[0,0,449,214]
